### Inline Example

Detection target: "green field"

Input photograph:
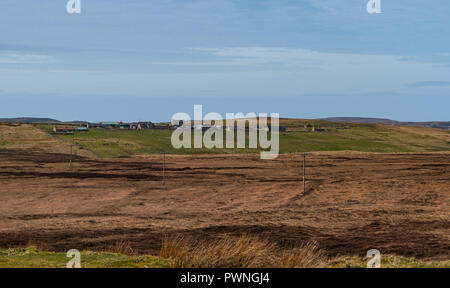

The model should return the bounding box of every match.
[36,120,450,158]
[1,247,448,268]
[0,247,171,268]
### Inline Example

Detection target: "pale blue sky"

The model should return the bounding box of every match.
[1,0,449,122]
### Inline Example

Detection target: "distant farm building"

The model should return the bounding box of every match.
[77,126,89,132]
[100,122,120,128]
[171,120,184,127]
[53,126,75,135]
[89,123,102,128]
[138,122,154,129]
[153,123,172,130]
[312,126,326,132]
[119,123,131,129]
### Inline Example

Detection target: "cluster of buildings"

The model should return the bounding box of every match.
[51,121,173,135]
[303,123,326,132]
[173,120,286,132]
[89,121,171,130]
[51,120,286,135]
[52,126,86,135]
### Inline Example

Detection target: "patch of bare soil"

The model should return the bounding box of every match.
[0,150,448,260]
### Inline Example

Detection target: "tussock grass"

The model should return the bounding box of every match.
[279,241,327,268]
[25,240,50,252]
[160,235,326,268]
[107,241,134,256]
[1,241,448,268]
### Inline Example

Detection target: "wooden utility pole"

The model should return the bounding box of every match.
[70,130,75,172]
[162,152,166,185]
[69,144,73,172]
[302,153,306,195]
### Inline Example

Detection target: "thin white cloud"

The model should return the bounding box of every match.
[189,47,398,68]
[0,52,52,64]
[407,81,450,88]
[1,47,449,101]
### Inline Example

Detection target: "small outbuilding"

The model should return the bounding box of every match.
[53,126,75,135]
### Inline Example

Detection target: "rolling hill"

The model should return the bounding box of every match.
[30,119,450,157]
[0,117,61,124]
[322,117,450,130]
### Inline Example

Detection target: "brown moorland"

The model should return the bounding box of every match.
[0,149,448,261]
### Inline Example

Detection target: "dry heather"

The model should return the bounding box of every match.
[160,235,326,268]
[1,152,448,261]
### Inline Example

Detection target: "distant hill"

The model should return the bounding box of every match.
[322,117,450,130]
[0,117,61,124]
[0,118,92,125]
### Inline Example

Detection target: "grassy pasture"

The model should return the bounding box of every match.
[35,120,450,157]
[0,247,171,268]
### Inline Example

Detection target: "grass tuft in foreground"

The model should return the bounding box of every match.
[1,237,449,268]
[160,235,327,268]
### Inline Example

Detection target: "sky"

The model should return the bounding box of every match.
[1,0,449,122]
